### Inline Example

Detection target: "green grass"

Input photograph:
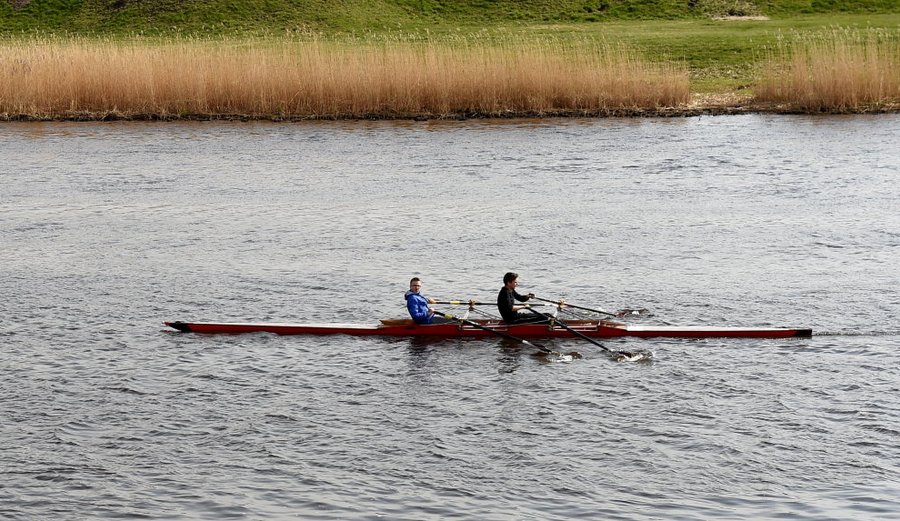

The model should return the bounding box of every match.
[2,0,898,35]
[2,0,898,100]
[341,14,900,92]
[544,14,900,91]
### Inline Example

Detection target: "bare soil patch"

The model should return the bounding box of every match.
[712,15,770,21]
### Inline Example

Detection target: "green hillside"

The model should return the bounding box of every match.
[2,0,897,35]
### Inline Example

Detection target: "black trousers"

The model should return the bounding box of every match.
[506,312,551,324]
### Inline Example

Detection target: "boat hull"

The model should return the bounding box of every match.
[165,319,812,339]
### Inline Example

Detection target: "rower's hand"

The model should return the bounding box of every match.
[427,297,436,304]
[527,293,535,299]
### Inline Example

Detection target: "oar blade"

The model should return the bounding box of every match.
[609,349,654,363]
[615,308,653,318]
[533,349,583,363]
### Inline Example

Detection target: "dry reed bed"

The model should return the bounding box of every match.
[756,30,900,112]
[0,38,690,119]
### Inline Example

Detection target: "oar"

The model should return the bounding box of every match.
[432,310,553,354]
[524,307,649,361]
[433,300,546,307]
[532,296,616,317]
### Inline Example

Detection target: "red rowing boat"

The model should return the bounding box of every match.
[164,319,812,339]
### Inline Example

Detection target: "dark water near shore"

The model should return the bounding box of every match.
[2,115,899,520]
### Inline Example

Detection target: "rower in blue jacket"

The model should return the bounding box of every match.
[405,277,448,324]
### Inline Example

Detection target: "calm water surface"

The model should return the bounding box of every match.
[2,115,899,519]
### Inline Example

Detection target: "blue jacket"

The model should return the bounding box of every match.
[405,290,434,324]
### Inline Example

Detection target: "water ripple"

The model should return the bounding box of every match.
[2,116,900,520]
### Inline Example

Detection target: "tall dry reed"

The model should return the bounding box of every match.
[756,29,900,112]
[0,36,689,118]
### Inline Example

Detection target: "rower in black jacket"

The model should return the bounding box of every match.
[497,272,549,324]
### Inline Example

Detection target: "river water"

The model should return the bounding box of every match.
[2,115,899,520]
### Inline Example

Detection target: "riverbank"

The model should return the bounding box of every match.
[1,37,693,120]
[4,101,898,122]
[2,20,898,120]
[3,88,898,122]
[3,93,899,122]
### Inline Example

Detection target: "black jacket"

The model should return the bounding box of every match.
[497,286,530,323]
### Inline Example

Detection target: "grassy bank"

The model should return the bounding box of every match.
[1,29,897,120]
[2,0,898,35]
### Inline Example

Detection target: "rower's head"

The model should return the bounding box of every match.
[409,277,423,293]
[503,272,519,289]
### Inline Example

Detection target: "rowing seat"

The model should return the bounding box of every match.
[379,319,416,326]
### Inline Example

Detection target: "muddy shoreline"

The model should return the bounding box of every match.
[3,94,899,122]
[3,104,897,122]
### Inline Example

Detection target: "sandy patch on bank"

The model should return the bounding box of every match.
[689,92,754,109]
[712,16,770,21]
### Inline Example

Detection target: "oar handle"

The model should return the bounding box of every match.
[532,296,616,317]
[433,300,545,306]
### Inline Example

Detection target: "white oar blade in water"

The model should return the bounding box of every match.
[535,350,583,363]
[612,350,654,362]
